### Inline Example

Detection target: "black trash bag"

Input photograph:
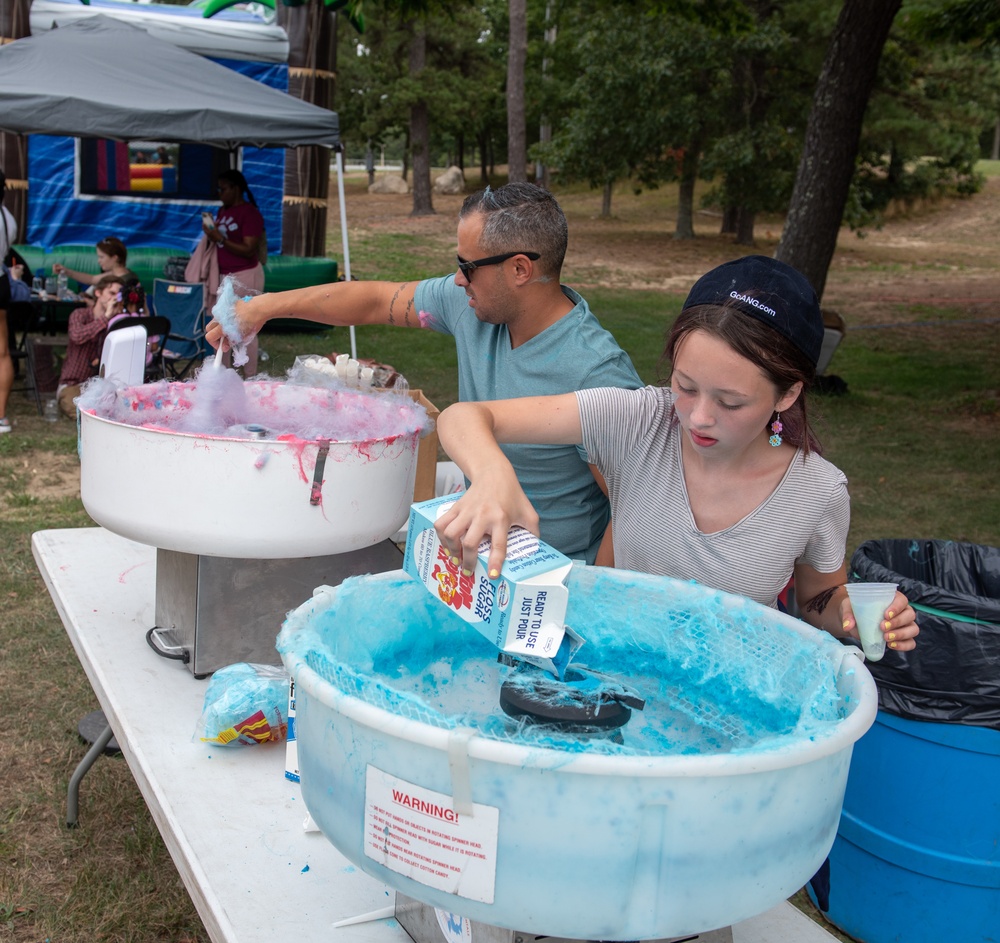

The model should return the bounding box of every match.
[808,857,831,912]
[850,539,1000,730]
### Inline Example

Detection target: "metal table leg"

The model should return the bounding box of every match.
[66,721,115,828]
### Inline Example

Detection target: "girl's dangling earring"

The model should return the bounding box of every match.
[769,414,783,447]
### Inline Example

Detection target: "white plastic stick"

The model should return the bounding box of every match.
[331,905,395,929]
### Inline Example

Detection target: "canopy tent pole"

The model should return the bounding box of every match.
[334,145,357,361]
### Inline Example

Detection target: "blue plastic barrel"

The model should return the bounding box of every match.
[819,710,1000,942]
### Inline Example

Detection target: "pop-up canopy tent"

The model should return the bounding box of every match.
[0,14,359,352]
[0,14,338,149]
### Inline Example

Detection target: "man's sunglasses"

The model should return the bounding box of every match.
[456,251,540,281]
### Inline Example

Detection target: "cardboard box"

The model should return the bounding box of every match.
[403,495,583,677]
[406,389,440,503]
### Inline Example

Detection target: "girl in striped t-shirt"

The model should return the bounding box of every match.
[433,255,918,653]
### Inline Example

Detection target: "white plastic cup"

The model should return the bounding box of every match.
[846,582,898,662]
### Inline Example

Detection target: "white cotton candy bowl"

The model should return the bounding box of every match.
[78,380,421,558]
[279,567,877,940]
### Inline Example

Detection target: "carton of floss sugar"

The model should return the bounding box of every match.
[403,495,583,678]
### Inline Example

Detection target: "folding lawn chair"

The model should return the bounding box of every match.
[151,278,209,379]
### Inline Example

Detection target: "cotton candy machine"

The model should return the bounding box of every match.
[278,566,878,941]
[78,375,430,676]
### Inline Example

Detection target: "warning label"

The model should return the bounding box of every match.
[363,765,499,903]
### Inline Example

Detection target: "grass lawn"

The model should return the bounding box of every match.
[1,176,997,943]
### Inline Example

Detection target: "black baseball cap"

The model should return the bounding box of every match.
[682,255,824,366]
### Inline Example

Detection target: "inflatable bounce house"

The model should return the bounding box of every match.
[19,0,336,288]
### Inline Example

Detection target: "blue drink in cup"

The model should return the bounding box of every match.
[846,582,898,661]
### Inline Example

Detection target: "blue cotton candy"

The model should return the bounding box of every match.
[277,567,852,759]
[211,276,253,368]
[196,662,290,746]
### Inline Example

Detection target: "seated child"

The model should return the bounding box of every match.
[57,274,123,418]
[104,279,160,368]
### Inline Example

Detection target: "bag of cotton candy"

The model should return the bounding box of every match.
[197,662,290,746]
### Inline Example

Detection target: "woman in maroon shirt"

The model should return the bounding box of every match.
[202,169,265,375]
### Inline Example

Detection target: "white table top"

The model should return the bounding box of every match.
[32,527,841,943]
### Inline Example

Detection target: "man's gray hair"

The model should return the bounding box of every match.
[459,183,568,278]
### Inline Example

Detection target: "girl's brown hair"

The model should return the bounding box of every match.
[96,236,127,265]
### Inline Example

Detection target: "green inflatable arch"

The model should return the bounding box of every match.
[198,0,364,32]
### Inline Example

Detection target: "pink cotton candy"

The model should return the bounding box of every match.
[78,371,431,445]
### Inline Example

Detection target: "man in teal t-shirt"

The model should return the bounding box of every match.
[413,273,638,561]
[211,183,642,562]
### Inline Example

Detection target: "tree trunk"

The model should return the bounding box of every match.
[536,4,556,190]
[277,2,335,257]
[0,0,31,240]
[536,124,552,191]
[408,25,434,216]
[721,206,738,234]
[735,207,756,246]
[478,131,489,183]
[886,144,904,191]
[991,116,998,161]
[776,0,902,299]
[601,181,613,218]
[506,0,528,183]
[675,147,700,239]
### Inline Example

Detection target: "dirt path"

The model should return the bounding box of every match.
[822,177,1000,322]
[345,176,1000,325]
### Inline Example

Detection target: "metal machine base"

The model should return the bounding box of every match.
[148,541,403,677]
[394,893,734,943]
